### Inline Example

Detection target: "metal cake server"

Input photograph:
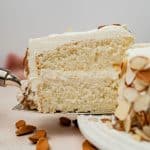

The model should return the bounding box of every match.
[0,68,108,115]
[0,68,21,87]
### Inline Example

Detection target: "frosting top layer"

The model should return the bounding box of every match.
[29,25,133,52]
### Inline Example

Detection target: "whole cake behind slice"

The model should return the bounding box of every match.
[19,25,134,113]
[114,46,150,141]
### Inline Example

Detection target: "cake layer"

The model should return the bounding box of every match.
[37,70,119,113]
[25,25,134,79]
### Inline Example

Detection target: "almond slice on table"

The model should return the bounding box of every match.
[36,138,50,150]
[125,67,136,86]
[143,126,150,137]
[133,78,148,92]
[130,56,149,71]
[59,117,71,127]
[82,140,97,150]
[136,69,150,84]
[15,120,26,129]
[133,94,150,112]
[123,87,139,102]
[115,100,131,121]
[133,127,150,141]
[16,125,36,136]
[29,130,47,144]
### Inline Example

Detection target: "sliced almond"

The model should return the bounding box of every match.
[143,126,150,137]
[123,87,139,102]
[131,133,142,141]
[137,69,150,84]
[133,95,150,112]
[15,120,26,129]
[100,118,111,123]
[133,78,148,92]
[36,137,50,150]
[29,130,47,144]
[124,114,131,132]
[125,67,136,86]
[146,112,150,124]
[147,86,150,95]
[115,100,131,121]
[16,125,36,136]
[59,117,71,127]
[82,140,97,150]
[130,56,149,71]
[133,127,150,141]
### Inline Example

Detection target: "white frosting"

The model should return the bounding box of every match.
[28,25,133,79]
[127,47,150,61]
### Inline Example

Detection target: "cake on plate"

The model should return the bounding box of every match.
[18,24,134,113]
[114,44,150,141]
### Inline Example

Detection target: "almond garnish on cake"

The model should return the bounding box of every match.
[114,45,150,141]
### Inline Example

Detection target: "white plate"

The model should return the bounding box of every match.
[77,115,150,150]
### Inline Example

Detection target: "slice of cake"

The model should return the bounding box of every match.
[19,25,134,113]
[114,46,150,141]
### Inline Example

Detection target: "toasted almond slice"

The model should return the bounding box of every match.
[130,56,149,71]
[16,125,36,136]
[124,114,131,132]
[143,126,150,137]
[29,130,47,144]
[59,117,71,127]
[133,78,148,92]
[123,87,139,102]
[148,86,150,95]
[125,67,136,86]
[36,138,50,150]
[15,120,26,129]
[133,95,150,112]
[131,133,142,141]
[137,69,150,84]
[146,112,150,124]
[133,127,150,141]
[115,100,131,121]
[82,140,97,150]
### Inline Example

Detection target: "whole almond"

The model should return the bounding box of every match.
[16,125,36,136]
[36,138,50,150]
[82,140,97,150]
[29,130,47,144]
[59,117,71,127]
[15,120,26,129]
